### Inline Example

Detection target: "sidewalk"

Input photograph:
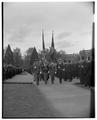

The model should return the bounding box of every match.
[38,79,90,117]
[3,73,62,118]
[3,73,91,118]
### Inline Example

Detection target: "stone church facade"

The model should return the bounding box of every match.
[41,30,92,63]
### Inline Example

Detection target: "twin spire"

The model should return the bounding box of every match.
[42,30,55,51]
[42,30,45,50]
[51,30,54,48]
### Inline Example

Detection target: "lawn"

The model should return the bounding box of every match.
[3,83,61,118]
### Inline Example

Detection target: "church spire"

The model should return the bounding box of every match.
[42,29,45,51]
[51,30,54,48]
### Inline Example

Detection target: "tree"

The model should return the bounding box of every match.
[23,48,34,67]
[49,47,56,62]
[13,48,23,67]
[30,47,39,65]
[3,48,6,64]
[4,45,14,65]
[26,48,34,56]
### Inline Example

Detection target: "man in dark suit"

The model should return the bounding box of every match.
[57,62,63,84]
[43,64,49,84]
[49,63,55,84]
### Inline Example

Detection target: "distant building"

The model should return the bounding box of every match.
[64,49,92,64]
[41,30,92,63]
[79,49,92,62]
[64,54,80,63]
[41,30,56,62]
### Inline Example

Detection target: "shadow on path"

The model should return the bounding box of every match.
[3,83,62,118]
[3,73,91,118]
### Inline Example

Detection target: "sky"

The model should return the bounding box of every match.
[4,2,93,55]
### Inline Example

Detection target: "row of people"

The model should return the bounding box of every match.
[32,62,55,85]
[3,64,22,80]
[3,60,93,88]
[31,61,93,87]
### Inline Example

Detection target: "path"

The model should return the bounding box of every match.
[38,79,90,117]
[3,72,90,118]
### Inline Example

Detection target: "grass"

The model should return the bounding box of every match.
[3,83,61,118]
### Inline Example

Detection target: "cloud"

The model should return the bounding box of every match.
[56,40,73,49]
[56,32,72,40]
[80,31,91,36]
[6,24,34,43]
[4,2,93,54]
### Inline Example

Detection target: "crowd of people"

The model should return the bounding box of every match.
[3,64,22,80]
[3,59,94,117]
[3,59,94,88]
[26,60,93,87]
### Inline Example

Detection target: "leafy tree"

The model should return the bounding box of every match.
[3,48,5,64]
[23,55,30,67]
[4,45,14,65]
[13,48,23,67]
[23,48,34,67]
[25,48,34,56]
[49,48,57,62]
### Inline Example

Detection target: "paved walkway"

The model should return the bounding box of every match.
[3,72,90,118]
[38,79,90,117]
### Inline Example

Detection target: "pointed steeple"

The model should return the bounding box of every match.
[50,30,56,62]
[42,29,45,51]
[51,30,54,48]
